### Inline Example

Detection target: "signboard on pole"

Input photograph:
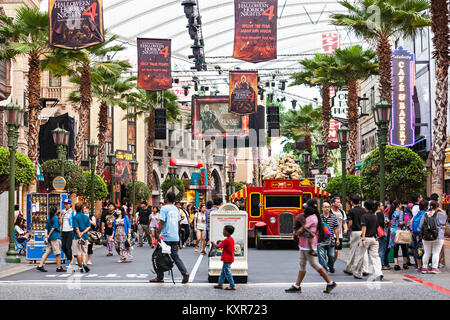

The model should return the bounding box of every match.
[314,175,328,189]
[390,46,415,147]
[137,38,172,91]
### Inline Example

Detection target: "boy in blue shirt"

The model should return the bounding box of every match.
[72,203,91,273]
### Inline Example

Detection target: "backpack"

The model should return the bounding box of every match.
[421,213,439,241]
[411,210,426,234]
[151,243,175,284]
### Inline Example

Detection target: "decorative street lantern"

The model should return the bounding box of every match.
[338,126,349,211]
[315,142,326,175]
[87,143,98,216]
[302,151,311,178]
[107,154,116,203]
[130,160,138,218]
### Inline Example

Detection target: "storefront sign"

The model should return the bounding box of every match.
[115,150,134,185]
[170,157,203,168]
[229,71,258,115]
[52,176,66,191]
[322,33,340,53]
[137,38,172,91]
[233,0,277,63]
[49,0,104,50]
[390,47,415,147]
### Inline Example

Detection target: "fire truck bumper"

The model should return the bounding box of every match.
[259,235,294,240]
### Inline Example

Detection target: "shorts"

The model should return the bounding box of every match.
[197,229,206,234]
[72,239,88,256]
[150,227,157,231]
[45,239,61,255]
[299,250,322,272]
[335,238,343,250]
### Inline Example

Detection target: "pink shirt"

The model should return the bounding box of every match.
[299,214,319,250]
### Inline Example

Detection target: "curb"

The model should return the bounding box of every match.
[0,265,29,279]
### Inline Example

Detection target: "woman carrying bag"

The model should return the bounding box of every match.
[388,201,411,271]
[112,207,133,263]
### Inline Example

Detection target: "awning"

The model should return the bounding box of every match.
[36,164,44,181]
[355,162,364,171]
[230,187,248,200]
[314,187,331,198]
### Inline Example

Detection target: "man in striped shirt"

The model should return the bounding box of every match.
[318,202,340,273]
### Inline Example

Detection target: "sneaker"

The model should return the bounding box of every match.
[36,266,47,272]
[416,267,422,272]
[374,275,384,281]
[329,267,335,274]
[407,261,414,266]
[224,286,236,290]
[82,264,90,273]
[403,264,409,270]
[362,272,369,276]
[353,274,363,279]
[421,269,428,274]
[106,253,113,257]
[430,269,441,274]
[285,285,301,293]
[182,273,190,284]
[394,265,401,271]
[78,268,85,273]
[343,269,353,275]
[56,267,66,273]
[324,282,337,294]
[87,261,92,265]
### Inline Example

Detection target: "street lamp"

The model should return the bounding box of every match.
[227,167,236,201]
[52,127,69,177]
[168,165,177,193]
[106,154,116,203]
[302,151,311,178]
[315,142,325,174]
[88,143,98,217]
[338,126,349,211]
[373,101,392,206]
[130,160,138,218]
[5,101,23,263]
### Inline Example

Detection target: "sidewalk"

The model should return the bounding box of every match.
[0,242,30,279]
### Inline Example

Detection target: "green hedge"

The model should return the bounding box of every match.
[0,147,35,192]
[41,159,86,194]
[161,177,185,202]
[125,181,150,202]
[81,171,108,202]
[325,175,362,198]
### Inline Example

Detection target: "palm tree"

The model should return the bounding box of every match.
[124,89,180,202]
[331,0,430,102]
[280,104,322,155]
[0,7,51,165]
[329,45,378,175]
[42,34,126,165]
[70,60,135,176]
[291,54,345,173]
[430,0,449,196]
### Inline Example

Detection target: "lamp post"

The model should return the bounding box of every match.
[315,142,325,175]
[106,154,116,203]
[5,101,23,263]
[168,165,177,193]
[52,127,69,177]
[302,151,311,178]
[227,167,236,201]
[338,126,349,211]
[88,143,98,216]
[373,101,392,206]
[130,160,138,219]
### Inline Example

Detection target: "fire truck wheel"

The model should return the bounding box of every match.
[255,230,264,250]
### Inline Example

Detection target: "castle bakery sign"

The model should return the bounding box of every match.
[390,47,415,147]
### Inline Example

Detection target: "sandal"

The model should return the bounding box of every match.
[214,285,223,289]
[224,286,236,290]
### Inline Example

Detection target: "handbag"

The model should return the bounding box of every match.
[395,230,412,244]
[88,231,102,245]
[377,226,385,238]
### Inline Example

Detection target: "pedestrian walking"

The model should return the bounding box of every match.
[112,207,133,263]
[419,200,447,274]
[85,204,96,265]
[330,197,347,263]
[149,206,159,248]
[318,202,339,273]
[149,192,190,284]
[213,225,236,290]
[72,202,91,273]
[36,206,66,273]
[101,202,117,256]
[374,202,390,270]
[189,205,197,247]
[59,199,75,268]
[285,199,337,294]
[388,200,409,271]
[411,200,429,272]
[344,195,368,275]
[136,201,151,247]
[353,200,383,281]
[194,203,207,254]
[179,203,190,248]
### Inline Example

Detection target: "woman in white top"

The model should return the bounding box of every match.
[194,204,207,255]
[149,206,159,248]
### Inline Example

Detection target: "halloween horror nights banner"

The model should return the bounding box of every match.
[390,47,415,147]
[137,38,172,91]
[233,0,277,63]
[115,150,134,186]
[49,0,105,50]
[229,71,258,115]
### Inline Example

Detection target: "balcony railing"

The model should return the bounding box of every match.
[41,87,62,100]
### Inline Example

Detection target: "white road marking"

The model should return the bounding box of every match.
[189,254,204,283]
[99,274,120,278]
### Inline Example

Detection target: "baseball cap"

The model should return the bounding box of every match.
[63,199,72,204]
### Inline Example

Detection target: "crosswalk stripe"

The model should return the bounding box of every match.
[189,254,204,283]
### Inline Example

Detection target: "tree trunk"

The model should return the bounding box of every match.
[27,53,42,165]
[321,86,331,174]
[147,108,155,204]
[74,62,91,165]
[304,128,312,155]
[376,36,393,103]
[96,101,108,176]
[430,0,449,198]
[346,80,358,175]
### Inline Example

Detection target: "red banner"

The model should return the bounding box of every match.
[137,38,172,91]
[49,0,104,50]
[229,71,258,115]
[233,0,277,63]
[322,33,341,54]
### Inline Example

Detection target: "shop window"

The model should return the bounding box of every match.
[49,72,61,87]
[301,193,312,206]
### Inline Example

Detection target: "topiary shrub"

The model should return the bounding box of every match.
[325,175,362,198]
[125,181,150,202]
[361,145,427,202]
[161,177,185,202]
[0,147,35,193]
[41,159,86,194]
[81,171,108,202]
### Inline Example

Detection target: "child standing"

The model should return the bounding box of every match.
[212,225,236,290]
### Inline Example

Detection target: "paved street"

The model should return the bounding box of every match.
[0,242,449,300]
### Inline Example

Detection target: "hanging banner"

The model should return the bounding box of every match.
[229,71,258,115]
[322,33,341,53]
[49,0,105,50]
[137,38,172,91]
[390,46,415,147]
[114,150,134,186]
[233,0,277,63]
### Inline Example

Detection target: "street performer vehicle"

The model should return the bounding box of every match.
[230,179,330,249]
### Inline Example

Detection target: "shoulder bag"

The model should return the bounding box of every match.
[395,229,412,244]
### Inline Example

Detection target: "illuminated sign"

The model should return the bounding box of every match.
[390,47,415,147]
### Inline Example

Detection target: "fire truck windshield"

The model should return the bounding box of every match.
[265,196,301,209]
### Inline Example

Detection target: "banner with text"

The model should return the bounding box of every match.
[137,38,172,91]
[390,47,415,147]
[229,71,258,115]
[115,150,134,186]
[49,0,105,50]
[233,0,277,63]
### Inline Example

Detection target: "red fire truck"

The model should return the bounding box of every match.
[230,179,330,249]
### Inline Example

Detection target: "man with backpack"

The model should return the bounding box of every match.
[411,200,428,271]
[149,192,190,284]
